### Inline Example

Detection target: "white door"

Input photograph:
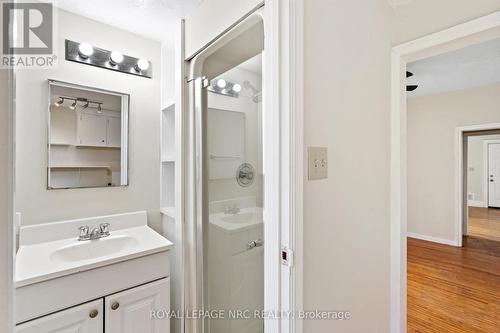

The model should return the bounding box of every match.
[15,300,103,333]
[105,278,170,333]
[107,117,121,148]
[78,113,107,147]
[488,143,500,207]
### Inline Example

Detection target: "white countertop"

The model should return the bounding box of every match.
[15,211,173,288]
[209,207,263,233]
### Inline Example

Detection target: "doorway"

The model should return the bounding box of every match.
[464,131,500,242]
[391,12,500,333]
[183,9,279,333]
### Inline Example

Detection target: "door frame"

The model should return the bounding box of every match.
[390,11,500,333]
[457,125,500,246]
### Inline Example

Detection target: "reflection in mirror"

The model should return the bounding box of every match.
[47,80,129,189]
[206,53,263,333]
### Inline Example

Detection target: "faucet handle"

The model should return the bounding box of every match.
[78,225,89,238]
[99,223,110,235]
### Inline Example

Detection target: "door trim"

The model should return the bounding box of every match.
[390,11,500,333]
[455,124,500,248]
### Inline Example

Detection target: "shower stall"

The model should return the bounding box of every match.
[184,8,267,333]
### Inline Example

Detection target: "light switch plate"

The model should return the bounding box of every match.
[308,146,328,180]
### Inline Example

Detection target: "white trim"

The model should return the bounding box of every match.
[407,233,458,246]
[467,200,486,208]
[276,0,304,332]
[390,11,500,333]
[262,4,281,332]
[455,124,500,247]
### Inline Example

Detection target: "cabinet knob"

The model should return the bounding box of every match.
[111,302,120,310]
[89,309,99,318]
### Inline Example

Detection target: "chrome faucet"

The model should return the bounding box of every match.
[78,223,110,241]
[224,203,240,215]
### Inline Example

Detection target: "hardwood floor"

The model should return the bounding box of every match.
[468,207,500,242]
[407,236,500,333]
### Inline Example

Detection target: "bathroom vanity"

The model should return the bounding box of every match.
[208,198,264,333]
[14,211,173,333]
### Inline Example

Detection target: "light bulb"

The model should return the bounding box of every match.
[110,51,124,65]
[54,98,63,107]
[78,43,93,59]
[136,58,149,71]
[217,79,226,89]
[232,83,242,93]
[69,100,77,110]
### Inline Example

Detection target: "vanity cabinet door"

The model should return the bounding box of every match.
[105,278,170,333]
[15,299,103,333]
[78,113,108,147]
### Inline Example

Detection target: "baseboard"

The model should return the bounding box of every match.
[407,232,459,247]
[467,200,486,208]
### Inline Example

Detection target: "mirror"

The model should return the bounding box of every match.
[207,108,246,180]
[47,80,129,189]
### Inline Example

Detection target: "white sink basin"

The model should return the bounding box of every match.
[15,212,173,288]
[50,235,139,263]
[221,211,262,224]
[210,207,263,233]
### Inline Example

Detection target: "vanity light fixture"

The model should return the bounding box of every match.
[78,43,94,59]
[232,83,242,93]
[97,103,102,113]
[54,97,64,107]
[208,79,241,98]
[135,58,150,72]
[109,51,124,66]
[69,100,77,110]
[82,101,89,109]
[66,40,152,78]
[217,79,227,89]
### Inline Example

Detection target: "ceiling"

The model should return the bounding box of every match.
[407,37,500,98]
[55,0,204,42]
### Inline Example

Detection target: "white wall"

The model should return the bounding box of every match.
[207,65,263,205]
[15,9,162,230]
[467,134,500,206]
[408,83,500,241]
[392,0,500,45]
[304,0,392,331]
[184,0,262,59]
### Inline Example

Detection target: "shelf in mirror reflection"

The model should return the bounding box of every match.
[49,165,112,174]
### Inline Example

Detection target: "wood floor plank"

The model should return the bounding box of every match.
[407,236,500,333]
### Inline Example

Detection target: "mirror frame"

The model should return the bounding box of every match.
[46,79,130,190]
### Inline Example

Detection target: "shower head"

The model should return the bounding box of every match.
[243,80,261,103]
[243,80,258,94]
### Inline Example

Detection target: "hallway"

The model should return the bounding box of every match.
[407,236,500,333]
[468,207,500,242]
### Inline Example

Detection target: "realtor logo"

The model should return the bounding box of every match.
[1,1,56,68]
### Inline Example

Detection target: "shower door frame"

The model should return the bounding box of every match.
[181,1,304,333]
